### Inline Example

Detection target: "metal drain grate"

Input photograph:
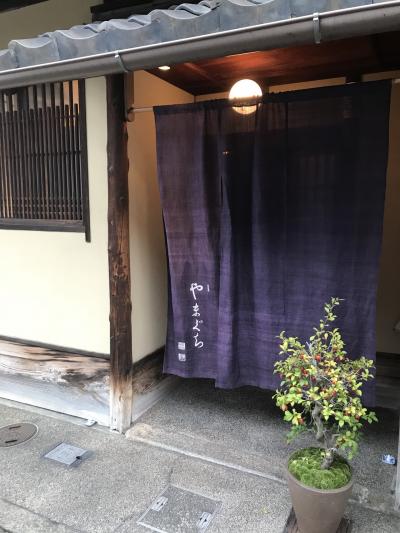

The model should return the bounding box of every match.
[0,423,38,447]
[43,442,90,466]
[138,485,220,533]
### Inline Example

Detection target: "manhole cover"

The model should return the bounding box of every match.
[138,485,220,533]
[0,423,38,447]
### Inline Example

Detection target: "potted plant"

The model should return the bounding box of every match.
[274,298,378,533]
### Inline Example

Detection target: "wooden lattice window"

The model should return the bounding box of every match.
[0,79,90,241]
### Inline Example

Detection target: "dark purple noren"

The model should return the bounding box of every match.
[155,81,391,405]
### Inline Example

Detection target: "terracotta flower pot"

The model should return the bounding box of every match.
[285,461,353,533]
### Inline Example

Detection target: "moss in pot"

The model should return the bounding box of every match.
[274,298,377,533]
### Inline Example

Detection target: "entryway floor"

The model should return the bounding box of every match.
[133,379,400,514]
[0,379,399,533]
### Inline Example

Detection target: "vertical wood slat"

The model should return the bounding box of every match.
[31,86,39,218]
[32,89,46,219]
[40,104,52,219]
[10,104,19,217]
[36,100,46,219]
[30,86,40,218]
[9,105,16,217]
[7,95,18,218]
[29,108,38,218]
[3,100,15,218]
[44,84,58,220]
[0,95,4,218]
[65,82,74,219]
[0,95,10,217]
[78,80,90,241]
[107,74,133,433]
[56,102,63,219]
[68,81,77,220]
[51,82,63,220]
[59,81,71,220]
[42,84,53,219]
[14,92,27,218]
[34,85,48,219]
[21,109,33,218]
[74,103,82,221]
[52,103,61,219]
[0,101,3,218]
[55,105,65,220]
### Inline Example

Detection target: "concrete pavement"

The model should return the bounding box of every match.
[0,381,399,533]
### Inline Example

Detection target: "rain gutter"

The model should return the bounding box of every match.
[0,0,400,89]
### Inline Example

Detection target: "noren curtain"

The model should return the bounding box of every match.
[155,81,391,404]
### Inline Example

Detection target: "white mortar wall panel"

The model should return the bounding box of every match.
[129,71,193,363]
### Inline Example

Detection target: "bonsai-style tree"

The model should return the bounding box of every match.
[274,297,378,470]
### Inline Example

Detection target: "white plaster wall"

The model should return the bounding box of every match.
[0,0,96,48]
[371,76,400,355]
[0,77,110,353]
[128,71,193,362]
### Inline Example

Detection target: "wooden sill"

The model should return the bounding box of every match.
[0,218,86,235]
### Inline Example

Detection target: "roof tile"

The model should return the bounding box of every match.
[0,0,381,73]
[9,36,59,67]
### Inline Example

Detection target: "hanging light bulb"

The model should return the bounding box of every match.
[229,79,263,115]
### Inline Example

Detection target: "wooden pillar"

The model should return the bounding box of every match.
[107,74,133,433]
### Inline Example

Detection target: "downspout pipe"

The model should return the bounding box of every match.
[0,1,400,89]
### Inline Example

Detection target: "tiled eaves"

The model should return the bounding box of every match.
[0,0,382,72]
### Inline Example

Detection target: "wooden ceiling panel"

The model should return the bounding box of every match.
[148,32,400,95]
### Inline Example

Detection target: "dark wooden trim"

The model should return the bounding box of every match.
[132,346,164,374]
[132,346,165,396]
[78,80,91,243]
[0,218,85,232]
[0,0,47,13]
[107,73,133,433]
[0,334,110,360]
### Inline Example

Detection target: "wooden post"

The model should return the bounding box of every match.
[107,74,133,433]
